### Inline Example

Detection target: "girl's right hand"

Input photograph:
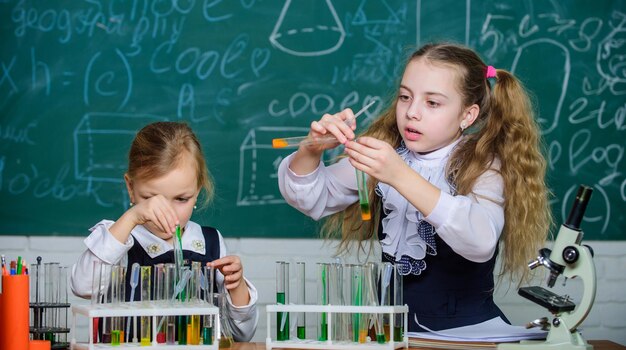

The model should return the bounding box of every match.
[303,108,358,153]
[126,195,179,239]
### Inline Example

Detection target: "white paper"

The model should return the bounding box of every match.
[407,317,547,343]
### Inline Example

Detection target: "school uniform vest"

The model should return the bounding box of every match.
[124,226,221,301]
[378,213,509,332]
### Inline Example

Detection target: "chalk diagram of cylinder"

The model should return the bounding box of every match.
[269,0,346,57]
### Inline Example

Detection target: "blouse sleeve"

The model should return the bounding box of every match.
[216,231,259,342]
[70,220,134,299]
[426,166,505,263]
[277,153,359,220]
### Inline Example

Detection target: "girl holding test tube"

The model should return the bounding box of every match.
[70,121,258,341]
[277,43,552,332]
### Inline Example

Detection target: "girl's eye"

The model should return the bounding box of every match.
[426,100,440,108]
[398,94,412,102]
[176,197,190,203]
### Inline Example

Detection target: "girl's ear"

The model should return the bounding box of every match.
[463,104,480,128]
[124,173,135,203]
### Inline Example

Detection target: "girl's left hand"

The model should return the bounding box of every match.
[210,255,245,291]
[344,136,408,186]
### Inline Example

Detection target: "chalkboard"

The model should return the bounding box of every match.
[1,0,624,240]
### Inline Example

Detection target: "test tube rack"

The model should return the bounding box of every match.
[70,301,219,349]
[265,304,408,350]
[31,301,71,349]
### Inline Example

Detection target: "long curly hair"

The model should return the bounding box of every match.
[322,43,553,283]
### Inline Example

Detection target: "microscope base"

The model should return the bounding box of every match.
[497,321,592,350]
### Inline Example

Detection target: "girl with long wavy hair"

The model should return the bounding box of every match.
[278,43,552,331]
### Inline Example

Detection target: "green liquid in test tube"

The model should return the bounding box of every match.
[356,169,371,221]
[276,261,289,341]
[294,262,306,339]
[317,263,329,341]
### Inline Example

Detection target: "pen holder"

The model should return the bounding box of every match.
[0,274,30,350]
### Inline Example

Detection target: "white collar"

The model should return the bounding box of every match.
[375,139,461,263]
[132,221,206,258]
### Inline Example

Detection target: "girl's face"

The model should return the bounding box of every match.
[395,58,477,154]
[128,153,200,240]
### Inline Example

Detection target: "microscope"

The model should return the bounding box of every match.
[499,185,596,350]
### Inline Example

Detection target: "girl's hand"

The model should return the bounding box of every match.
[210,255,250,306]
[344,136,408,186]
[303,108,358,153]
[126,195,179,239]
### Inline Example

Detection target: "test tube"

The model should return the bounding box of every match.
[100,263,113,343]
[275,261,289,341]
[153,264,166,343]
[44,262,60,344]
[349,264,363,343]
[30,261,43,340]
[140,266,152,346]
[217,293,235,348]
[177,266,190,345]
[163,263,176,345]
[328,262,347,341]
[110,265,122,346]
[90,261,102,343]
[380,262,393,341]
[202,265,215,345]
[356,169,371,220]
[188,262,202,345]
[295,262,306,339]
[365,263,385,344]
[393,265,404,342]
[317,263,329,341]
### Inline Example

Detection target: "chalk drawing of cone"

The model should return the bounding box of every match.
[269,0,346,57]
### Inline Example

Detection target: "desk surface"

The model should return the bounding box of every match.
[227,340,625,350]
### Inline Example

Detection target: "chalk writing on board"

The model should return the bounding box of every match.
[0,1,623,239]
[270,0,345,57]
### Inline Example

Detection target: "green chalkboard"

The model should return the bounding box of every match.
[1,0,624,239]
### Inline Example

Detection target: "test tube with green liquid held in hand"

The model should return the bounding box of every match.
[393,264,404,342]
[202,265,215,345]
[140,266,152,346]
[295,262,306,340]
[317,263,329,341]
[275,261,289,341]
[355,169,371,221]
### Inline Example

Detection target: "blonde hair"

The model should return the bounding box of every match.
[322,43,553,283]
[127,121,214,206]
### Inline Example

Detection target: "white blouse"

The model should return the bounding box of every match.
[70,220,258,341]
[277,140,505,264]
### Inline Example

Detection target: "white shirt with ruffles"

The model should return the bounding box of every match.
[277,139,505,265]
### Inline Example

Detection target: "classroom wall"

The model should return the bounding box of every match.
[1,235,624,346]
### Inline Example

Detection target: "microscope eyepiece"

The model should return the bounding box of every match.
[564,185,593,230]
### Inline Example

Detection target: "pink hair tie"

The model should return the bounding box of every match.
[486,65,497,89]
